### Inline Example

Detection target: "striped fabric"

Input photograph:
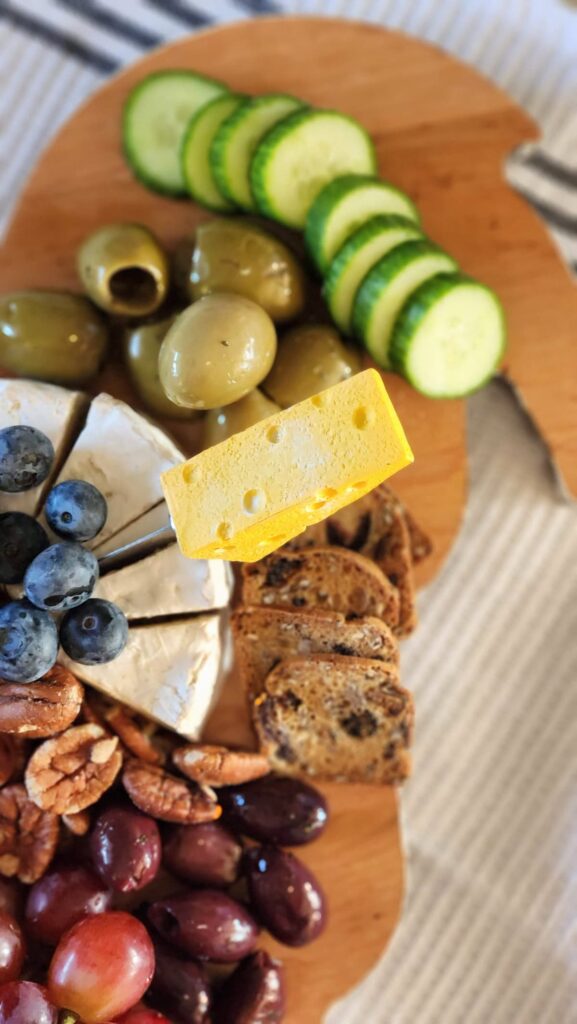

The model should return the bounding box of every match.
[1,2,577,1022]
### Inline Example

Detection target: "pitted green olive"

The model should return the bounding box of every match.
[122,317,198,420]
[263,323,362,407]
[77,223,169,318]
[0,290,108,385]
[158,293,277,410]
[187,219,306,323]
[204,388,280,448]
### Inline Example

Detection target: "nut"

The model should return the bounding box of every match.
[25,724,122,815]
[173,744,270,787]
[0,665,84,738]
[62,809,91,836]
[0,783,59,883]
[0,736,25,787]
[102,704,165,766]
[122,759,221,824]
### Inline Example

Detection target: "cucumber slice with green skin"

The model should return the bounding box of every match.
[352,239,457,368]
[324,214,424,334]
[389,273,506,398]
[250,110,377,230]
[181,92,246,212]
[123,70,228,196]
[211,93,304,211]
[305,174,420,273]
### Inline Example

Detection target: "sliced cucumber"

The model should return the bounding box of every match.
[352,239,457,368]
[123,70,228,196]
[181,92,245,211]
[211,93,303,211]
[305,174,419,273]
[389,273,506,397]
[250,110,377,230]
[324,214,423,334]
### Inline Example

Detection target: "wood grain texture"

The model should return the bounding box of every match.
[1,17,575,1022]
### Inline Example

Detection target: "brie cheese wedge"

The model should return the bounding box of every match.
[0,380,87,516]
[61,613,226,739]
[48,394,183,550]
[93,501,170,558]
[96,544,233,619]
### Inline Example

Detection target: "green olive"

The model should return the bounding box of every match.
[263,323,362,407]
[0,290,108,385]
[77,223,169,318]
[159,293,277,410]
[204,388,281,448]
[122,317,199,420]
[186,219,307,323]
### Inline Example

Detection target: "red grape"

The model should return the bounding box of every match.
[25,864,111,945]
[0,981,57,1024]
[0,914,24,986]
[48,911,155,1024]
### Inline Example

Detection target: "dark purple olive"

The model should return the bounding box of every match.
[149,943,211,1024]
[214,950,286,1024]
[220,775,328,846]
[244,846,326,947]
[148,890,259,963]
[90,806,161,892]
[25,864,111,945]
[0,879,23,921]
[163,823,243,888]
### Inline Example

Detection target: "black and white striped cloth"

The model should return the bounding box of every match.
[2,3,577,1022]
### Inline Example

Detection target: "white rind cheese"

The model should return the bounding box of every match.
[49,393,183,550]
[0,380,87,516]
[94,501,171,557]
[61,613,226,739]
[95,544,233,619]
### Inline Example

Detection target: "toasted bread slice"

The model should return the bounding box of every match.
[254,654,413,784]
[404,508,433,564]
[232,606,399,700]
[285,484,417,635]
[241,547,399,627]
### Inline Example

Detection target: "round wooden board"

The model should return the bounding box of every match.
[2,17,577,1023]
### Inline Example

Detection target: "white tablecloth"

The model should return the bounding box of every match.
[1,2,576,1021]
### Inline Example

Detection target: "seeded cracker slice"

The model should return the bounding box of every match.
[232,606,399,701]
[254,654,413,785]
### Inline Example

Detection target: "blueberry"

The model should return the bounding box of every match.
[0,513,49,584]
[0,426,54,493]
[45,480,108,542]
[24,542,99,612]
[0,600,58,682]
[60,599,128,665]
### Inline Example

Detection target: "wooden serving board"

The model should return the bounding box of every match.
[1,17,577,1023]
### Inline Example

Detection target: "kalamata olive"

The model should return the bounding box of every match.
[0,912,25,985]
[25,864,111,945]
[214,950,285,1024]
[158,294,277,410]
[203,388,280,449]
[189,219,306,323]
[123,318,198,420]
[90,806,161,892]
[263,323,362,408]
[0,880,22,921]
[0,291,108,386]
[163,823,242,887]
[244,846,326,947]
[219,775,328,846]
[77,224,169,318]
[149,943,211,1024]
[148,890,259,963]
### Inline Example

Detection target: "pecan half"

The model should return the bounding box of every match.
[62,810,91,836]
[25,724,122,815]
[0,665,84,738]
[0,784,59,883]
[173,744,270,787]
[122,759,221,824]
[0,736,24,787]
[102,704,165,766]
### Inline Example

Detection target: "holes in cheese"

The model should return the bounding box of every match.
[161,369,413,563]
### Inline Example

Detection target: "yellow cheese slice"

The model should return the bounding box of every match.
[161,369,413,562]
